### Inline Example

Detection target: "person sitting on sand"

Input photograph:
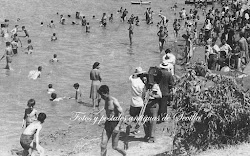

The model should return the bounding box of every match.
[28,66,42,80]
[24,39,33,54]
[86,22,90,33]
[22,99,38,128]
[20,113,46,156]
[50,54,59,62]
[0,41,14,70]
[51,33,57,41]
[47,84,55,94]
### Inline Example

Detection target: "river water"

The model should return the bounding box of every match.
[0,0,180,152]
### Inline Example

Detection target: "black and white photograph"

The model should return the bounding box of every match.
[1,0,250,156]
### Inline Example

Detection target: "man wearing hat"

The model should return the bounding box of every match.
[129,67,146,118]
[162,49,176,75]
[159,60,174,76]
[159,62,174,122]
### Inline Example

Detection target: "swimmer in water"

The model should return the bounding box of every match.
[24,39,33,54]
[48,20,55,28]
[22,26,29,38]
[51,33,57,41]
[86,22,90,33]
[0,42,14,70]
[47,84,55,94]
[50,54,59,63]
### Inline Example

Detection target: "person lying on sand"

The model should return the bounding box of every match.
[20,113,46,156]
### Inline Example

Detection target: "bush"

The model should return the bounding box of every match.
[172,64,250,155]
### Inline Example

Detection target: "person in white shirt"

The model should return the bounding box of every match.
[162,49,176,74]
[162,49,176,64]
[159,61,174,76]
[129,67,146,118]
[220,38,232,56]
[28,66,42,80]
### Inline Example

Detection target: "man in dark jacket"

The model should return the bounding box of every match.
[159,62,174,122]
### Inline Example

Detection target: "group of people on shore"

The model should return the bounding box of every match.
[180,0,250,72]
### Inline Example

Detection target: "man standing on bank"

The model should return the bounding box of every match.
[98,85,126,156]
[159,62,174,122]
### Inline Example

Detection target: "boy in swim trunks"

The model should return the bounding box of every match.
[0,42,14,70]
[22,99,38,128]
[20,113,46,156]
[98,85,126,156]
[157,26,167,53]
[25,39,33,54]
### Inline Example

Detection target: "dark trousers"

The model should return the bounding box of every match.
[159,95,171,121]
[143,99,159,140]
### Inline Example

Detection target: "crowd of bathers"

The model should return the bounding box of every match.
[4,0,250,155]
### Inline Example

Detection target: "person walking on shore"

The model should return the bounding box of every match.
[98,85,126,156]
[90,62,102,110]
[20,113,46,156]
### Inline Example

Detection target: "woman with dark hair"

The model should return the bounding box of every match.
[90,62,102,109]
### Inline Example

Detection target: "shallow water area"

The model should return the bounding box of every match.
[0,0,183,153]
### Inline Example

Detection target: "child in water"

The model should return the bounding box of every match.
[47,84,55,94]
[24,39,33,54]
[51,33,57,41]
[86,23,90,33]
[28,66,42,80]
[109,14,113,22]
[50,93,69,102]
[71,83,83,103]
[22,99,38,128]
[50,54,59,62]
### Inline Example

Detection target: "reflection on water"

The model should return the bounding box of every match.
[127,44,134,54]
